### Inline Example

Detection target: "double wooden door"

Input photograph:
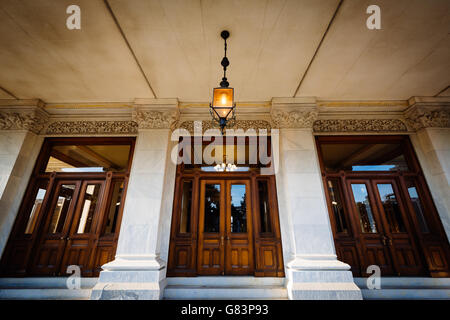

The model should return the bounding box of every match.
[197,179,254,275]
[30,178,106,276]
[346,178,425,276]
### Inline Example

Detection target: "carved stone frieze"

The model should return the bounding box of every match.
[45,121,138,134]
[178,120,272,134]
[270,109,318,128]
[312,119,407,133]
[0,108,48,134]
[404,106,450,131]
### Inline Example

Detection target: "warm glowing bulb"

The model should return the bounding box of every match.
[221,94,227,105]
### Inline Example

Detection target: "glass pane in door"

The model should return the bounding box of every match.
[376,184,406,233]
[351,184,377,233]
[327,179,348,234]
[204,184,221,232]
[24,180,48,234]
[405,179,430,233]
[49,184,76,233]
[179,180,193,233]
[76,184,101,234]
[102,180,124,235]
[230,184,247,233]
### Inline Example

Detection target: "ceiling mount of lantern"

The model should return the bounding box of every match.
[210,30,236,135]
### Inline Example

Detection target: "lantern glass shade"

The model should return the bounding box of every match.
[212,87,234,118]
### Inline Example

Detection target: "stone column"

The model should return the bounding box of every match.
[0,101,47,257]
[405,100,450,240]
[271,101,362,300]
[91,102,179,300]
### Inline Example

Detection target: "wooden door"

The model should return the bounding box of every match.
[224,180,254,275]
[371,179,426,276]
[30,180,82,275]
[197,179,254,275]
[60,180,106,276]
[31,179,106,276]
[346,179,396,276]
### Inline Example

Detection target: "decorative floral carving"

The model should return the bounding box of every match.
[178,120,272,134]
[312,119,407,132]
[45,121,138,134]
[271,109,318,128]
[132,110,179,129]
[0,110,48,134]
[404,107,450,131]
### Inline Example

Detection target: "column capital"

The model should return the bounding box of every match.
[0,99,49,134]
[270,97,318,129]
[132,99,180,130]
[404,97,450,131]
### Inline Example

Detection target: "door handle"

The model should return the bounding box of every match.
[220,236,224,246]
[381,235,387,246]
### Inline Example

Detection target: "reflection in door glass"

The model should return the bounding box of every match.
[179,181,193,233]
[327,179,348,233]
[257,180,272,233]
[204,184,220,232]
[77,184,101,234]
[231,184,247,233]
[351,184,377,233]
[49,184,76,233]
[405,180,430,233]
[24,181,48,234]
[377,184,406,233]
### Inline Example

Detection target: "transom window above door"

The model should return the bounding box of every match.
[318,137,413,172]
[42,140,133,173]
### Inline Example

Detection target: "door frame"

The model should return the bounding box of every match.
[316,135,450,277]
[0,137,135,277]
[167,136,284,277]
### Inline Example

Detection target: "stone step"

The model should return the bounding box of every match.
[166,276,285,287]
[0,288,92,300]
[0,277,98,289]
[360,289,450,300]
[354,277,450,300]
[164,285,288,300]
[0,277,98,300]
[354,277,450,289]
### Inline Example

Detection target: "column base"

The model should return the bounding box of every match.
[90,255,167,300]
[286,255,362,300]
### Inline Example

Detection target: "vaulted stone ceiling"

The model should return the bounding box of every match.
[0,0,448,103]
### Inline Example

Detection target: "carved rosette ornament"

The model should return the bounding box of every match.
[178,120,272,134]
[132,109,179,130]
[312,119,407,133]
[0,109,48,134]
[404,106,450,131]
[270,109,318,128]
[45,121,138,134]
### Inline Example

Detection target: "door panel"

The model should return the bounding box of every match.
[61,180,106,276]
[31,181,81,275]
[197,181,225,275]
[225,181,254,275]
[372,180,425,276]
[347,180,395,276]
[197,179,254,275]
